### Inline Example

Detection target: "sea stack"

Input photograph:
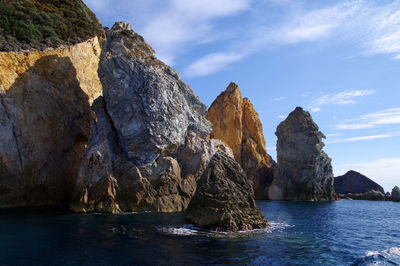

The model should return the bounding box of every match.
[206,82,272,198]
[186,151,268,232]
[269,107,335,201]
[71,22,228,213]
[392,186,400,202]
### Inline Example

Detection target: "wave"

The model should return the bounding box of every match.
[156,222,292,238]
[352,247,400,266]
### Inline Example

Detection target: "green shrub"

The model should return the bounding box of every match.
[0,0,104,51]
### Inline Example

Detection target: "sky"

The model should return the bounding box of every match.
[84,0,400,192]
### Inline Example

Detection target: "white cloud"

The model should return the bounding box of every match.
[311,107,321,113]
[335,158,400,192]
[326,133,399,144]
[141,0,250,63]
[278,114,287,119]
[325,133,342,138]
[185,52,244,77]
[314,90,375,106]
[334,107,400,130]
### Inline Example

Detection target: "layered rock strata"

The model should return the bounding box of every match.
[186,151,268,232]
[71,22,228,213]
[206,82,271,198]
[0,37,103,207]
[269,107,335,201]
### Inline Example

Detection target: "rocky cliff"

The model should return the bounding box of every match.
[206,82,271,198]
[70,22,228,213]
[392,186,400,202]
[186,151,268,232]
[334,170,384,194]
[269,107,335,201]
[0,37,103,207]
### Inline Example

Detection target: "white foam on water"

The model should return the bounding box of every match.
[156,221,292,238]
[355,247,400,265]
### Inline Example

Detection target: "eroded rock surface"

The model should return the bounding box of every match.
[186,151,268,232]
[269,107,335,201]
[71,22,227,213]
[206,82,271,198]
[0,37,103,207]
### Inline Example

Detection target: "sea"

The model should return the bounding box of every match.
[0,200,399,265]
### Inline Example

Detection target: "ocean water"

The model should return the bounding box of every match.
[0,200,399,265]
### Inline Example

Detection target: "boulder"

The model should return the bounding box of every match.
[206,82,271,198]
[71,22,228,213]
[334,171,384,194]
[186,151,268,232]
[392,186,400,202]
[269,107,335,201]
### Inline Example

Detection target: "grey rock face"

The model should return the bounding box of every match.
[334,170,384,194]
[186,151,268,232]
[71,22,227,213]
[392,186,400,202]
[269,107,335,201]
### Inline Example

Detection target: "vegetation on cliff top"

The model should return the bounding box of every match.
[0,0,104,51]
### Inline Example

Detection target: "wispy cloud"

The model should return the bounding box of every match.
[185,0,400,77]
[273,97,285,101]
[184,52,244,77]
[314,90,375,106]
[333,108,400,130]
[326,133,399,144]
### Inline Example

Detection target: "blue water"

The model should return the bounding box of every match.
[0,200,399,265]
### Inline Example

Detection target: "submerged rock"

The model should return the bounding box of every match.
[269,107,335,201]
[186,151,268,232]
[71,22,227,213]
[334,171,384,194]
[206,82,271,198]
[392,186,400,202]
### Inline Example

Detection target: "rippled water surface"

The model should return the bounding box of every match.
[0,200,399,265]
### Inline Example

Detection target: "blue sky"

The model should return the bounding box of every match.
[84,0,400,192]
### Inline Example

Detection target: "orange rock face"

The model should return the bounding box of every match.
[206,82,271,198]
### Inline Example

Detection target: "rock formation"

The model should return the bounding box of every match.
[206,82,271,198]
[186,151,268,232]
[268,107,335,201]
[70,22,228,213]
[392,186,400,202]
[340,190,386,201]
[334,171,384,194]
[0,37,103,208]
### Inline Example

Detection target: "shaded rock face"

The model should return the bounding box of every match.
[71,22,227,213]
[392,186,400,202]
[206,82,271,198]
[269,107,335,201]
[334,171,384,194]
[0,38,102,208]
[186,151,268,232]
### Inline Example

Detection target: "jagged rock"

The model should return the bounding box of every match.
[71,22,229,213]
[392,186,400,202]
[206,82,271,198]
[0,37,103,208]
[269,107,335,201]
[334,171,384,194]
[186,151,268,232]
[341,190,386,201]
